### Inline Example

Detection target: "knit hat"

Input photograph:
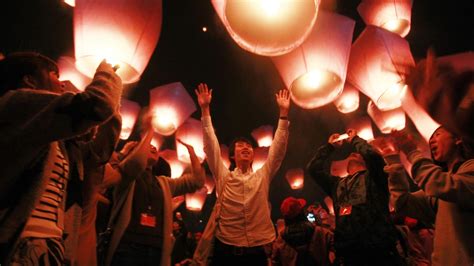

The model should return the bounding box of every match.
[280,197,306,219]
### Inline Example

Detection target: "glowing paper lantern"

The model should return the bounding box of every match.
[159,149,187,179]
[64,0,75,7]
[186,188,207,212]
[330,158,349,177]
[58,56,91,91]
[272,11,355,109]
[323,196,335,215]
[285,168,304,190]
[251,125,274,147]
[204,175,215,195]
[220,144,231,169]
[119,99,141,140]
[211,0,320,56]
[252,147,269,172]
[333,83,360,113]
[347,116,375,142]
[175,118,205,163]
[150,82,196,136]
[347,26,415,110]
[367,101,406,134]
[358,0,413,37]
[74,0,162,84]
[151,133,163,150]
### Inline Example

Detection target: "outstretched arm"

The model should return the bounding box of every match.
[170,140,205,196]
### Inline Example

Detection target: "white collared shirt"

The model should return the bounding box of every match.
[202,116,289,247]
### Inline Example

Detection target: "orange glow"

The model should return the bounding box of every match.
[119,99,141,140]
[358,0,412,37]
[64,0,75,7]
[252,147,269,172]
[186,188,207,212]
[220,144,231,169]
[176,118,205,163]
[285,168,304,190]
[202,27,207,32]
[334,83,359,113]
[367,101,406,134]
[251,125,274,147]
[74,0,162,84]
[149,82,196,136]
[272,11,355,109]
[211,0,320,56]
[159,149,188,179]
[323,196,335,215]
[347,26,414,111]
[330,158,349,177]
[172,196,185,210]
[57,56,91,91]
[348,116,375,142]
[151,133,163,150]
[204,175,215,195]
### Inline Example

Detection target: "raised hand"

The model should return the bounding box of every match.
[275,89,290,117]
[391,130,418,155]
[195,83,212,109]
[328,133,344,148]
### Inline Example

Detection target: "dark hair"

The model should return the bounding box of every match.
[429,126,474,171]
[228,136,256,170]
[0,52,58,96]
[152,157,172,177]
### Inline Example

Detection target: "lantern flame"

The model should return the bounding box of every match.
[334,83,359,113]
[152,107,178,136]
[186,188,207,212]
[260,0,282,17]
[367,101,406,134]
[251,125,274,147]
[285,168,304,190]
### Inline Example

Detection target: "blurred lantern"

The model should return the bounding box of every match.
[251,125,274,147]
[74,0,162,84]
[58,56,91,91]
[330,158,349,177]
[367,100,406,134]
[358,0,413,38]
[285,168,304,190]
[119,99,141,140]
[347,116,375,142]
[323,196,335,215]
[64,0,75,7]
[186,188,207,212]
[347,26,414,111]
[204,175,215,195]
[151,133,163,150]
[150,82,196,136]
[272,11,355,109]
[159,149,187,179]
[333,83,360,113]
[176,118,205,163]
[401,87,440,142]
[220,144,231,169]
[252,147,269,172]
[211,0,320,56]
[172,195,185,210]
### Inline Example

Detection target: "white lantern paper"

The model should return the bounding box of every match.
[119,98,141,140]
[272,11,355,109]
[64,0,75,7]
[150,82,196,136]
[74,0,162,84]
[252,147,269,172]
[151,133,163,150]
[347,116,375,142]
[211,0,320,56]
[159,149,187,179]
[175,118,205,163]
[358,0,412,38]
[204,175,215,195]
[186,188,207,212]
[251,125,274,147]
[285,168,304,190]
[348,26,414,111]
[58,56,91,91]
[333,83,360,113]
[367,101,406,134]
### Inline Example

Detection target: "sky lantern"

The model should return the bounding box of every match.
[357,0,413,38]
[330,158,349,177]
[74,0,162,84]
[347,26,414,111]
[285,168,305,190]
[175,118,205,163]
[186,188,207,212]
[252,147,269,172]
[58,56,91,91]
[272,11,355,109]
[149,82,196,136]
[151,133,163,150]
[204,175,215,195]
[119,98,141,140]
[347,116,375,142]
[367,100,406,134]
[64,0,75,7]
[211,0,320,56]
[159,149,187,179]
[251,125,274,147]
[333,83,360,114]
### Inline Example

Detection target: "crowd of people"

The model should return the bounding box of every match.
[0,51,472,266]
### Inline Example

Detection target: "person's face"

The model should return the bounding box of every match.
[429,128,459,162]
[233,141,254,164]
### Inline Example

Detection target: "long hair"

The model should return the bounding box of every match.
[429,126,474,172]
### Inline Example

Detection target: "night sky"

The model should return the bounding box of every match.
[1,0,473,229]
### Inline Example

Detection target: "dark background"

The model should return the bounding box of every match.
[1,0,473,230]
